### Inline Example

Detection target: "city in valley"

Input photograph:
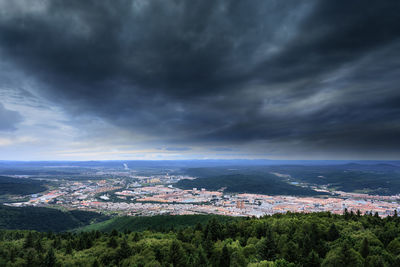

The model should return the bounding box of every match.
[4,163,400,218]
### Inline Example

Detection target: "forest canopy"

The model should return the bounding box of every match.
[1,211,400,266]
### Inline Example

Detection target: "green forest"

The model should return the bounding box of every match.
[0,176,47,196]
[0,205,109,232]
[180,164,400,195]
[1,211,400,266]
[176,174,325,196]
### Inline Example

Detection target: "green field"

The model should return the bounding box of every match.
[77,214,239,232]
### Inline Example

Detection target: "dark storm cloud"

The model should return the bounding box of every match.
[0,103,23,131]
[255,1,400,83]
[1,0,400,156]
[163,147,192,152]
[210,148,233,152]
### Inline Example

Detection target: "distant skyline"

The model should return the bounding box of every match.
[1,0,400,160]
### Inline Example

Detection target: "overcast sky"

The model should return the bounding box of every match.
[0,0,400,160]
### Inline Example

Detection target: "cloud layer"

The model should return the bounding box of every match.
[0,0,400,159]
[0,103,22,131]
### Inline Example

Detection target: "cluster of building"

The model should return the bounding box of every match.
[6,173,400,218]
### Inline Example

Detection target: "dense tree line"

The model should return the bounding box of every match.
[1,211,400,266]
[0,176,46,196]
[183,164,400,195]
[0,205,109,232]
[176,174,325,196]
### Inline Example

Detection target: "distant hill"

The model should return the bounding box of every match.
[77,214,238,232]
[268,165,400,195]
[0,176,47,195]
[181,164,400,195]
[0,205,109,232]
[176,174,327,196]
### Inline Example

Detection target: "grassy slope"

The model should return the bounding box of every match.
[77,214,238,232]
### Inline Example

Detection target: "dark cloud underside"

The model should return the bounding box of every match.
[1,0,400,157]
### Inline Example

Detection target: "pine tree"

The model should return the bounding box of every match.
[77,236,86,250]
[65,241,73,254]
[344,208,350,220]
[34,238,44,253]
[366,255,385,267]
[24,248,38,267]
[95,230,101,239]
[53,236,62,250]
[177,229,185,242]
[255,223,265,238]
[169,239,185,267]
[203,232,214,257]
[111,229,118,236]
[117,238,131,260]
[219,245,230,267]
[357,209,361,217]
[195,222,203,232]
[301,234,312,257]
[23,232,34,249]
[257,229,276,261]
[230,250,246,267]
[282,240,298,263]
[132,232,140,242]
[195,245,208,267]
[387,238,400,255]
[360,237,369,259]
[186,254,197,266]
[327,223,339,241]
[207,218,221,241]
[107,236,118,248]
[43,248,56,267]
[341,240,363,266]
[304,250,321,267]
